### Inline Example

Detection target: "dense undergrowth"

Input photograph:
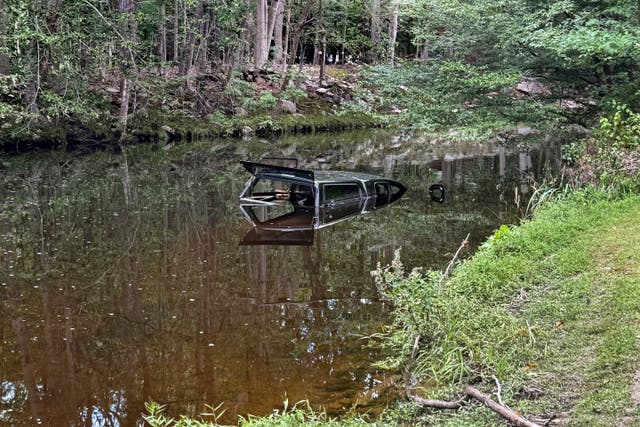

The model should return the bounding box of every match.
[1,61,582,147]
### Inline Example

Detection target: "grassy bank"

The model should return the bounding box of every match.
[377,188,640,426]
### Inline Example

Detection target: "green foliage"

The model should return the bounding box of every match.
[523,1,640,70]
[143,400,373,427]
[223,78,255,103]
[574,103,640,190]
[373,189,640,424]
[598,103,640,150]
[434,62,521,95]
[280,84,307,103]
[358,63,559,136]
[561,139,587,165]
[371,254,442,371]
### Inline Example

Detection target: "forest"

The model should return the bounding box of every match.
[1,0,639,147]
[2,1,640,427]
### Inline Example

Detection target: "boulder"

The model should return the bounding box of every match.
[234,107,248,117]
[558,99,586,110]
[558,124,592,141]
[161,125,175,134]
[279,100,297,114]
[242,126,254,138]
[516,126,539,136]
[515,78,551,96]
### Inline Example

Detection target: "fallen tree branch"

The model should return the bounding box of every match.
[407,386,543,427]
[407,388,470,409]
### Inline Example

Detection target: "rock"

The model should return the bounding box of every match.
[234,145,248,157]
[234,107,248,117]
[242,126,254,138]
[515,78,551,96]
[161,125,175,134]
[558,124,592,142]
[279,100,297,114]
[558,99,586,110]
[516,126,539,136]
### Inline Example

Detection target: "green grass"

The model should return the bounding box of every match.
[378,188,640,426]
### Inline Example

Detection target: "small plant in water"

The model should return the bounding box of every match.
[370,251,442,373]
[143,401,226,427]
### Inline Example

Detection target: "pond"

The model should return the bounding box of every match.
[0,129,561,426]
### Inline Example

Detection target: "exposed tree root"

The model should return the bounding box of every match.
[407,386,543,427]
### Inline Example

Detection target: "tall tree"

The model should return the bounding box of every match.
[255,0,269,67]
[173,0,180,63]
[388,0,398,64]
[0,6,9,74]
[273,0,285,64]
[370,0,381,57]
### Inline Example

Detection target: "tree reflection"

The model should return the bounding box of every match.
[0,133,561,425]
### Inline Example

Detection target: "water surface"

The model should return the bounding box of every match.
[0,130,560,425]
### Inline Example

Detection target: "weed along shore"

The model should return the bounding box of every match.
[374,189,640,426]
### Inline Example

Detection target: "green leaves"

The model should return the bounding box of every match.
[523,0,640,68]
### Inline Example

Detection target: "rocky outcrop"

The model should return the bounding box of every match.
[515,78,551,96]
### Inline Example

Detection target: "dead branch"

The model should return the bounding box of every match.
[465,386,542,427]
[407,388,470,409]
[492,374,506,407]
[439,232,470,285]
[407,386,543,427]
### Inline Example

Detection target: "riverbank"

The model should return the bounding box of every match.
[2,62,583,151]
[142,188,640,426]
[377,188,640,426]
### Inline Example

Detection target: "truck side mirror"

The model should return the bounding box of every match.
[429,184,445,203]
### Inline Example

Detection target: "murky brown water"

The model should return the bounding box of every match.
[0,130,560,426]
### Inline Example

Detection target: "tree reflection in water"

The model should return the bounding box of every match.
[0,130,561,425]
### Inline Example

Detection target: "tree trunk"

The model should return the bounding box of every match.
[173,0,180,62]
[370,0,381,52]
[196,1,211,69]
[0,7,8,75]
[118,0,136,134]
[286,0,315,67]
[388,0,398,64]
[274,0,285,65]
[420,42,429,61]
[317,0,325,81]
[160,3,167,66]
[255,0,269,68]
[319,37,326,82]
[118,0,136,206]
